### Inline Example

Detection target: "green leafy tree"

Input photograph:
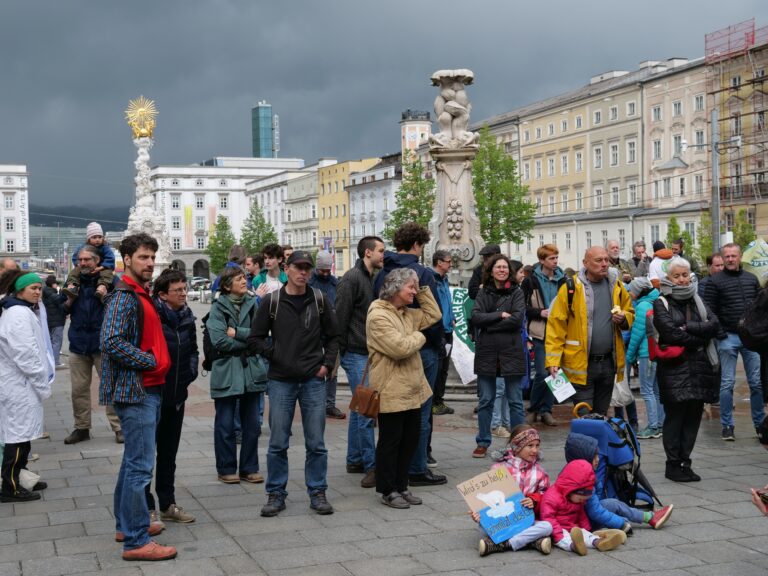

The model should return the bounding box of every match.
[696,211,713,265]
[665,216,682,248]
[383,151,435,242]
[472,126,536,245]
[205,215,237,274]
[733,208,757,249]
[240,202,278,256]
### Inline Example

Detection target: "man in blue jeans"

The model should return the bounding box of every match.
[704,243,764,441]
[335,236,385,489]
[248,250,340,517]
[99,233,176,562]
[373,223,446,486]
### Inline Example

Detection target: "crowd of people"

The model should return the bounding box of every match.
[1,221,766,563]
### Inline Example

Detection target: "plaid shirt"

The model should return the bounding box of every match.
[99,284,156,405]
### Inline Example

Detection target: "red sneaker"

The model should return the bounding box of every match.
[472,446,488,458]
[649,504,674,529]
[122,541,177,561]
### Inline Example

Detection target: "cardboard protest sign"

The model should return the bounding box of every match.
[457,466,535,544]
[545,368,577,403]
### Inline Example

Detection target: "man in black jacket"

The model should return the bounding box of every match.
[42,275,67,368]
[704,243,764,441]
[467,244,500,299]
[248,250,339,517]
[335,236,385,489]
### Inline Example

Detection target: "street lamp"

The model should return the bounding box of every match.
[679,109,742,252]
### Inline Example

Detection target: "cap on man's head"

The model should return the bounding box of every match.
[286,250,314,267]
[479,244,501,256]
[652,240,666,253]
[86,222,104,239]
[315,250,333,270]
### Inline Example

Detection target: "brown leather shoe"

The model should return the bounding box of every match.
[360,470,376,488]
[122,541,177,561]
[217,474,240,484]
[240,472,264,484]
[115,522,164,542]
[472,446,488,458]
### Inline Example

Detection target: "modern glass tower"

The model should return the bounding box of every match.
[252,101,277,158]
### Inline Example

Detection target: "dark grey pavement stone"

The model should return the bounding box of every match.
[234,531,311,554]
[686,560,768,575]
[0,541,55,563]
[0,514,49,531]
[20,553,99,576]
[268,564,351,576]
[17,523,85,544]
[609,546,703,571]
[254,544,364,571]
[214,554,267,576]
[664,521,752,542]
[48,507,112,525]
[341,556,432,576]
[0,534,14,548]
[355,535,438,558]
[0,563,19,576]
[671,540,766,565]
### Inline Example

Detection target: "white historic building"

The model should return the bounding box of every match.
[348,154,401,255]
[0,164,31,260]
[148,156,304,277]
[283,159,338,251]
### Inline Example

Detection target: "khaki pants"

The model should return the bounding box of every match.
[69,352,120,432]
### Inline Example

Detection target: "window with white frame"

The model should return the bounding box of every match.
[627,101,636,116]
[695,174,704,195]
[653,180,660,199]
[576,115,583,128]
[4,194,13,210]
[535,160,542,179]
[593,147,602,169]
[602,229,608,246]
[594,187,603,210]
[695,129,705,147]
[629,182,638,205]
[548,157,555,177]
[535,197,542,215]
[650,224,660,243]
[5,240,14,253]
[561,192,569,212]
[610,143,619,166]
[575,151,583,172]
[524,130,530,142]
[685,222,696,244]
[672,100,682,117]
[171,216,180,230]
[611,185,619,207]
[652,106,662,122]
[565,232,572,251]
[619,229,626,251]
[538,234,545,248]
[171,194,180,209]
[196,237,205,250]
[593,110,602,125]
[561,154,568,175]
[311,204,317,218]
[627,140,636,164]
[219,195,228,209]
[527,237,532,252]
[195,194,204,209]
[312,231,317,245]
[725,212,734,231]
[653,140,662,160]
[536,127,542,139]
[4,217,14,231]
[679,177,686,196]
[561,119,568,132]
[576,190,583,210]
[523,162,530,181]
[342,204,346,216]
[552,233,558,246]
[172,237,181,250]
[196,216,205,230]
[586,231,592,248]
[663,177,671,197]
[731,76,741,88]
[673,134,682,155]
[694,94,704,111]
[548,123,554,136]
[335,205,339,217]
[609,106,618,121]
[549,194,555,214]
[287,209,292,223]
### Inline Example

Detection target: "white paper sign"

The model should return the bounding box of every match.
[545,369,576,403]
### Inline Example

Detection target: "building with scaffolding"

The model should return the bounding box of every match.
[706,19,768,240]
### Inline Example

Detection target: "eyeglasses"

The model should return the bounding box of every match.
[440,259,452,264]
[77,257,95,262]
[167,287,188,294]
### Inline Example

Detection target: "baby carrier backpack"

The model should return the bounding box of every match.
[571,416,662,509]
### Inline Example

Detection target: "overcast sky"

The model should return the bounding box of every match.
[2,0,767,210]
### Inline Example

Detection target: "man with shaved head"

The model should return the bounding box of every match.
[0,258,18,277]
[544,246,634,416]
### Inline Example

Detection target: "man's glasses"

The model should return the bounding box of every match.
[167,287,188,294]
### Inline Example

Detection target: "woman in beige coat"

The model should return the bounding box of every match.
[366,268,442,509]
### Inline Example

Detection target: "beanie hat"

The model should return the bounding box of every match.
[315,250,333,270]
[628,276,653,298]
[86,222,104,239]
[652,240,665,253]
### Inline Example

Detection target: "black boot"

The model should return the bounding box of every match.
[665,462,694,483]
[681,465,701,482]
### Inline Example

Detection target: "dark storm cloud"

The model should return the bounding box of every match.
[1,0,766,206]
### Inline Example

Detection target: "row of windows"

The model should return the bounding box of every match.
[652,130,706,159]
[523,101,638,143]
[651,94,706,122]
[320,229,348,242]
[652,175,706,199]
[523,141,636,181]
[169,194,229,210]
[169,178,228,187]
[321,181,346,195]
[321,204,347,218]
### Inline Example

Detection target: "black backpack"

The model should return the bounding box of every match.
[738,287,768,354]
[200,308,224,373]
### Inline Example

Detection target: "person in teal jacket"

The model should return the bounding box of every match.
[206,266,267,484]
[625,277,665,439]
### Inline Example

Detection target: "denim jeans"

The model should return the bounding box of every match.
[342,352,376,472]
[601,498,644,524]
[266,377,328,496]
[613,402,638,430]
[214,392,262,476]
[325,374,338,409]
[409,346,439,475]
[49,326,64,365]
[477,374,524,447]
[718,332,765,427]
[491,377,510,429]
[528,338,555,414]
[114,393,162,551]
[638,358,664,429]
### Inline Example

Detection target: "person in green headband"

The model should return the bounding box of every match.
[14,273,43,296]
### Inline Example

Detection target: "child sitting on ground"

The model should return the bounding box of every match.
[564,432,673,533]
[65,222,115,301]
[471,424,553,556]
[539,459,627,555]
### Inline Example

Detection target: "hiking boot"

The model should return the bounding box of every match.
[361,470,376,488]
[569,527,587,556]
[62,285,79,300]
[32,481,47,491]
[432,402,454,415]
[0,488,41,503]
[541,412,559,426]
[122,541,177,561]
[491,426,511,438]
[326,406,346,419]
[240,472,265,484]
[217,474,240,484]
[161,504,196,523]
[115,430,124,444]
[309,491,334,515]
[346,462,364,474]
[595,529,625,551]
[649,504,673,529]
[472,446,488,458]
[478,536,510,556]
[381,492,409,509]
[399,490,422,505]
[722,426,735,441]
[532,536,552,555]
[665,463,695,483]
[64,428,90,445]
[115,522,164,542]
[427,454,438,469]
[682,466,701,482]
[408,471,447,486]
[260,493,286,517]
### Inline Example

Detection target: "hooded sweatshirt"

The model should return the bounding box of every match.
[563,433,625,530]
[539,459,595,541]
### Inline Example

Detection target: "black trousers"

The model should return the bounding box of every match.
[662,400,704,468]
[376,408,420,495]
[1,441,31,494]
[433,333,453,405]
[572,357,615,416]
[145,403,185,512]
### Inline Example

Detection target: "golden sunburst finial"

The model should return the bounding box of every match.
[125,96,158,139]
